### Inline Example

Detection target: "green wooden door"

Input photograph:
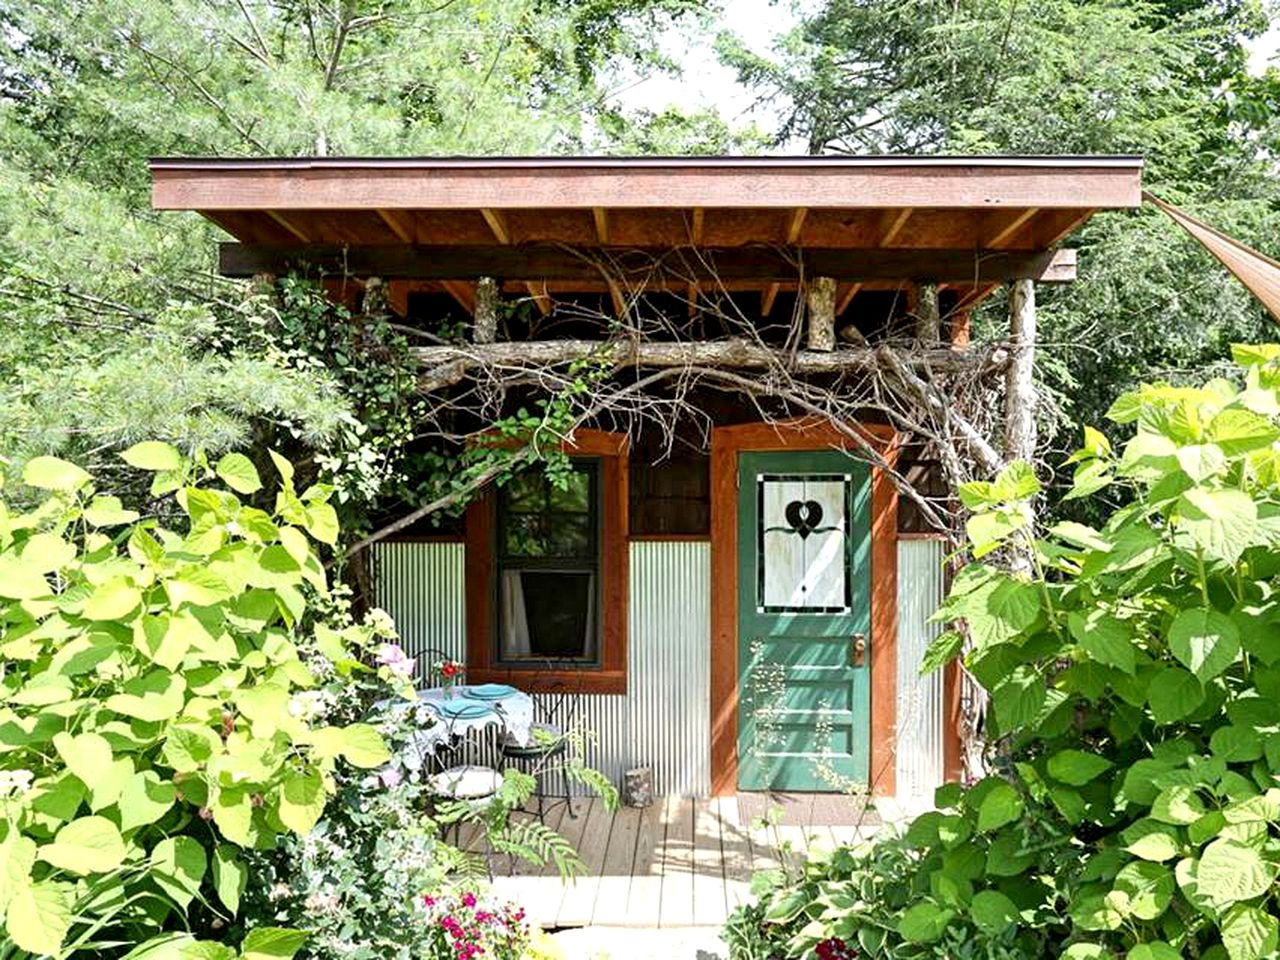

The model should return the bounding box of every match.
[736,450,871,791]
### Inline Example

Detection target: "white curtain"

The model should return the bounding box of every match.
[500,571,532,658]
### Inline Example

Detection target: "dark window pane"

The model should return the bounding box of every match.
[499,570,596,660]
[544,515,591,557]
[549,471,591,513]
[502,473,546,513]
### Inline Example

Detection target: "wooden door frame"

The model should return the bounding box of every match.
[709,418,900,797]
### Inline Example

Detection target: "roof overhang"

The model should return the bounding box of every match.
[149,155,1143,311]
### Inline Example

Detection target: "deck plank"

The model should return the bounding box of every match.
[657,795,696,928]
[490,800,569,927]
[624,801,664,927]
[551,797,599,928]
[717,796,756,912]
[591,805,641,926]
[692,798,729,926]
[556,799,613,927]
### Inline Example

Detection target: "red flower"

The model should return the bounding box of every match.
[442,662,458,678]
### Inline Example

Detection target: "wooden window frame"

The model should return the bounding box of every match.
[465,430,629,694]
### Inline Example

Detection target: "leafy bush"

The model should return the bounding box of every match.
[0,444,392,957]
[727,344,1280,960]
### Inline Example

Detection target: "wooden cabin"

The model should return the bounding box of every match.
[150,155,1143,805]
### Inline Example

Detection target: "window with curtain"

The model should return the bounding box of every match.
[495,460,600,664]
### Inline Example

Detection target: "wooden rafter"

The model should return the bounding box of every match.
[760,284,780,316]
[481,208,511,245]
[690,208,705,245]
[377,209,416,243]
[785,207,808,243]
[220,243,1079,284]
[878,208,913,247]
[440,280,476,313]
[265,210,310,243]
[836,282,861,315]
[982,207,1039,249]
[593,208,610,244]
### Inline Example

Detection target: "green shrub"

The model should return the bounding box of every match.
[727,344,1280,960]
[0,444,393,958]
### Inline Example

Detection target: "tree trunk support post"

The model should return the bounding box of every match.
[474,275,499,343]
[807,276,837,352]
[1005,278,1037,465]
[915,281,941,343]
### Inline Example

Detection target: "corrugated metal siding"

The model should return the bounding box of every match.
[895,538,947,801]
[628,541,711,796]
[371,541,466,663]
[370,540,711,796]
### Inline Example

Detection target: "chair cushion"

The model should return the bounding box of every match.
[430,764,502,799]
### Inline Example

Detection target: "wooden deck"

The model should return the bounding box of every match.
[465,794,880,930]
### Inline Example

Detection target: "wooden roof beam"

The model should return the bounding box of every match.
[878,208,913,247]
[836,282,861,315]
[377,209,416,243]
[786,207,808,243]
[481,208,511,245]
[440,280,476,314]
[265,210,310,243]
[220,243,1079,284]
[690,208,705,245]
[760,283,780,317]
[982,208,1040,249]
[593,208,610,244]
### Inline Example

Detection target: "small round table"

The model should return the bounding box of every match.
[390,684,534,772]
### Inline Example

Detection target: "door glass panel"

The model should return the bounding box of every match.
[757,473,850,612]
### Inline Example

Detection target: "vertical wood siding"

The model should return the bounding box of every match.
[894,538,947,801]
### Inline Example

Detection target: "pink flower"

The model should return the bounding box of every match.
[462,892,477,908]
[375,643,416,680]
[378,765,403,788]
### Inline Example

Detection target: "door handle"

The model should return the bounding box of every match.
[852,633,867,668]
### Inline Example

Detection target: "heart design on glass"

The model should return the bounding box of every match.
[784,499,823,539]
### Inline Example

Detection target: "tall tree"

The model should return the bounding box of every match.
[723,0,1280,508]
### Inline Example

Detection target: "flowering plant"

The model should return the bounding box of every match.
[421,890,531,960]
[435,658,465,689]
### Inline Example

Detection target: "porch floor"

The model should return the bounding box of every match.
[468,793,880,930]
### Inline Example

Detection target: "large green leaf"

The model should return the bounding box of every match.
[241,927,309,960]
[1147,667,1205,724]
[309,723,390,769]
[897,902,952,943]
[1197,839,1274,907]
[150,836,206,909]
[1176,487,1258,564]
[37,815,126,875]
[23,456,91,491]
[119,771,177,832]
[1047,750,1113,786]
[1068,609,1136,673]
[6,879,73,954]
[1114,861,1173,920]
[969,889,1019,935]
[976,782,1023,832]
[0,833,36,913]
[1207,407,1280,456]
[1168,608,1240,682]
[83,577,144,621]
[1220,904,1280,960]
[215,453,262,494]
[53,730,113,787]
[278,769,326,835]
[212,845,247,916]
[121,441,184,471]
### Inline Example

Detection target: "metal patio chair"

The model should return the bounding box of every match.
[501,660,583,822]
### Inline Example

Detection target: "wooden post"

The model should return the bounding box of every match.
[1005,279,1036,464]
[806,276,837,352]
[1005,278,1037,577]
[915,282,940,342]
[474,275,499,344]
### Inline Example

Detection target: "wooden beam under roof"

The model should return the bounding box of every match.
[878,208,913,246]
[377,209,416,243]
[760,283,780,316]
[690,208,705,244]
[982,207,1040,248]
[593,208,610,244]
[151,156,1144,211]
[836,282,861,315]
[220,243,1079,284]
[785,208,808,243]
[265,210,311,243]
[481,209,511,245]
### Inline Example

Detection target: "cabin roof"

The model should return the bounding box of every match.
[149,154,1142,309]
